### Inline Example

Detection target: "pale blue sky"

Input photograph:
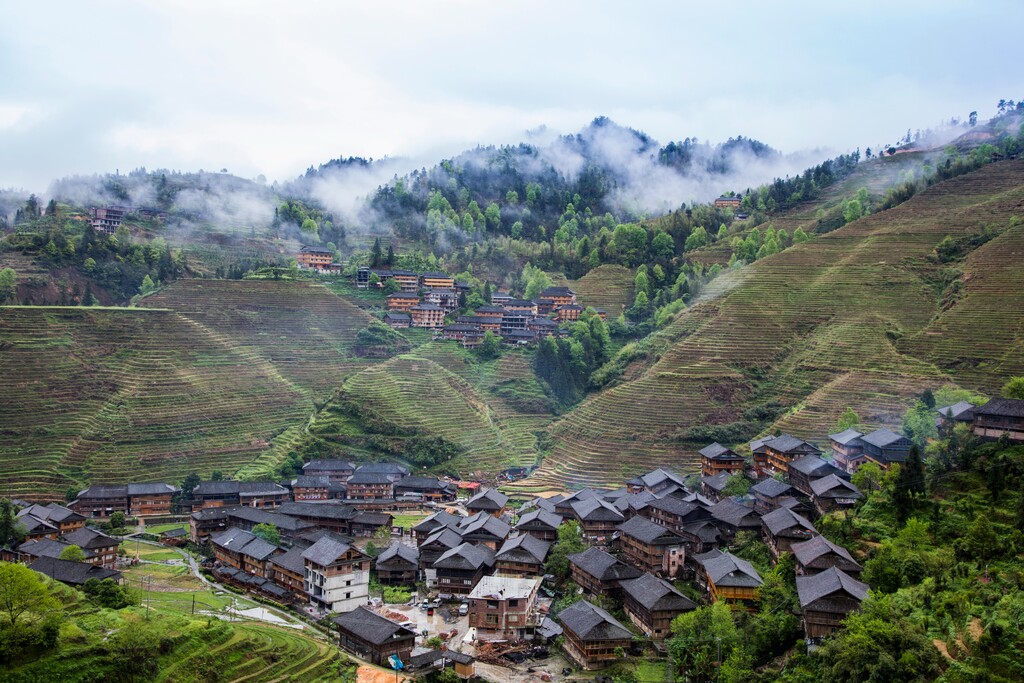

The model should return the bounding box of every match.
[0,0,1021,191]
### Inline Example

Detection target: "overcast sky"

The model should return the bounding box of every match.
[1,0,1021,193]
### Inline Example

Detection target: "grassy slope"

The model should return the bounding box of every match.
[0,280,380,499]
[569,263,636,315]
[513,158,1024,491]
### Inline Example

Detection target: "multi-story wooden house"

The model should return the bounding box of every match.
[71,485,130,518]
[440,323,485,348]
[638,496,712,534]
[60,527,119,568]
[713,195,742,209]
[559,600,633,670]
[859,428,913,468]
[971,398,1024,442]
[375,543,419,585]
[750,478,796,515]
[17,503,85,537]
[189,507,230,543]
[345,471,394,500]
[425,288,460,314]
[394,476,457,502]
[616,515,686,578]
[625,468,689,496]
[455,512,511,550]
[127,483,179,516]
[468,575,542,641]
[494,534,550,577]
[383,311,411,328]
[619,572,696,640]
[810,475,863,515]
[761,434,822,476]
[390,270,421,292]
[514,509,563,542]
[466,488,509,517]
[796,568,869,643]
[696,550,762,609]
[28,556,123,587]
[700,473,731,503]
[225,506,316,545]
[935,401,975,432]
[708,499,762,540]
[457,314,502,333]
[386,292,420,311]
[333,607,416,666]
[555,304,583,322]
[420,272,455,289]
[210,527,282,578]
[275,501,357,536]
[412,511,462,543]
[762,507,817,558]
[829,428,867,473]
[290,475,332,501]
[353,462,409,483]
[268,545,307,599]
[791,535,863,577]
[568,546,641,598]
[302,460,355,484]
[303,536,370,613]
[433,542,495,595]
[699,443,745,477]
[787,456,847,497]
[296,246,334,270]
[410,303,445,329]
[570,498,624,543]
[191,481,289,509]
[540,286,576,308]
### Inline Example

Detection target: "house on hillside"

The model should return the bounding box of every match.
[699,443,745,477]
[495,534,550,578]
[440,323,484,348]
[127,483,179,516]
[788,456,848,497]
[616,515,686,578]
[558,600,634,670]
[762,507,817,558]
[700,473,732,503]
[515,508,563,542]
[796,567,869,643]
[70,485,129,518]
[376,543,419,585]
[859,429,912,468]
[455,512,510,550]
[191,481,289,509]
[276,501,357,536]
[935,401,975,431]
[761,434,822,476]
[28,557,123,587]
[296,246,334,271]
[810,475,863,515]
[302,460,355,484]
[210,528,282,578]
[714,195,742,209]
[433,542,495,594]
[290,475,332,501]
[353,463,409,483]
[225,507,316,545]
[410,303,445,329]
[425,288,460,314]
[638,496,712,533]
[571,498,624,544]
[555,304,583,322]
[268,545,307,599]
[620,572,696,640]
[383,311,411,328]
[972,398,1024,442]
[345,471,394,500]
[625,468,689,496]
[88,205,126,235]
[791,535,863,577]
[421,272,455,289]
[709,499,762,540]
[568,546,641,598]
[412,511,462,543]
[302,536,370,613]
[60,527,119,568]
[750,478,795,515]
[466,488,509,517]
[394,476,457,502]
[540,286,577,308]
[17,503,85,539]
[829,428,866,473]
[333,607,416,665]
[695,550,762,608]
[467,575,542,641]
[386,292,420,311]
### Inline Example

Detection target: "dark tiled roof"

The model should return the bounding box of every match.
[21,503,83,524]
[617,516,681,545]
[292,476,331,488]
[698,443,741,460]
[764,434,820,454]
[762,507,817,536]
[333,606,416,645]
[828,428,864,446]
[433,542,494,571]
[936,401,975,420]
[61,527,117,550]
[277,501,357,521]
[791,535,859,570]
[18,538,70,559]
[227,506,316,532]
[619,572,697,612]
[466,488,509,510]
[421,528,463,550]
[646,496,700,518]
[28,557,122,586]
[516,509,563,531]
[701,473,731,492]
[395,476,452,492]
[540,286,575,296]
[625,468,688,489]
[701,552,762,588]
[558,600,632,641]
[974,397,1024,418]
[456,512,510,540]
[348,471,393,485]
[77,485,128,498]
[354,463,409,476]
[303,460,355,473]
[302,536,358,567]
[413,511,462,534]
[127,483,177,495]
[810,475,863,500]
[788,455,840,477]
[352,512,392,527]
[859,428,907,448]
[571,498,624,523]
[709,499,759,528]
[682,521,722,544]
[568,547,641,582]
[796,567,869,608]
[750,479,793,498]
[377,543,419,566]
[496,534,550,564]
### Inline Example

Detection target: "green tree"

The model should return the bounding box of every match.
[545,520,586,580]
[82,578,135,609]
[109,511,126,530]
[651,231,675,260]
[1002,376,1024,399]
[484,202,501,231]
[108,625,160,683]
[668,601,743,683]
[0,501,26,548]
[833,407,860,433]
[0,268,16,304]
[252,523,281,546]
[792,226,810,244]
[301,217,319,235]
[476,331,501,360]
[211,470,224,481]
[684,226,709,251]
[65,486,78,503]
[59,545,86,563]
[139,274,156,295]
[0,562,60,630]
[381,278,401,295]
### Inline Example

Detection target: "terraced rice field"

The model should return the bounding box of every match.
[1,280,382,499]
[338,350,548,477]
[570,264,635,315]
[514,159,1024,491]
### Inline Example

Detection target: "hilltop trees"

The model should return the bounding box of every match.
[1002,376,1024,399]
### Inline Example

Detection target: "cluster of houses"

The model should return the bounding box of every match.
[382,278,600,349]
[2,501,125,588]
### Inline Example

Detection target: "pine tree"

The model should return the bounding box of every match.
[370,238,382,268]
[386,244,395,265]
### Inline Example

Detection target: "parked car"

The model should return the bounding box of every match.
[458,603,469,616]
